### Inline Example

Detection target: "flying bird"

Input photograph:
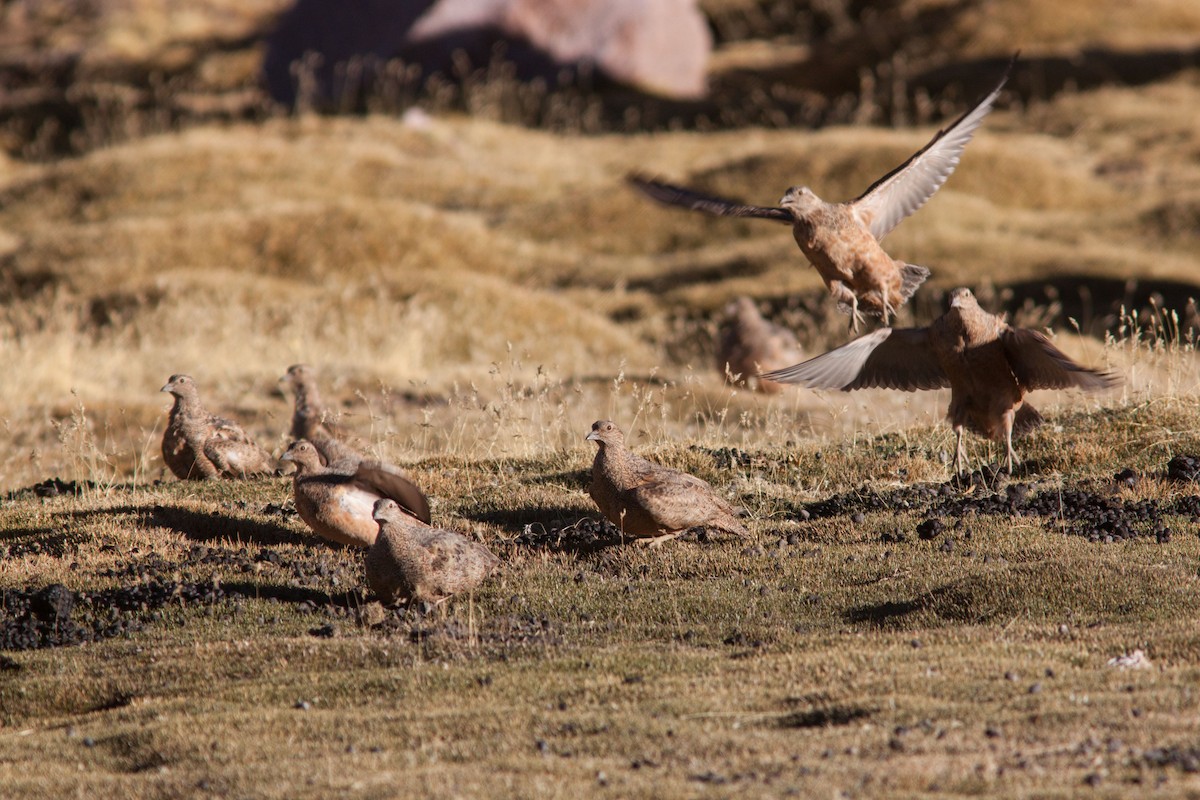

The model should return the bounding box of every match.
[280,439,431,547]
[366,498,500,606]
[717,296,805,393]
[280,364,364,467]
[160,374,277,480]
[762,288,1120,473]
[629,59,1014,330]
[587,420,748,545]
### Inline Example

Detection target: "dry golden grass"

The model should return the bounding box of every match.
[3,2,1200,797]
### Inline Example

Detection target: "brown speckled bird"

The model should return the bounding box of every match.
[762,288,1121,473]
[160,374,277,480]
[280,364,364,467]
[629,60,1013,331]
[717,296,804,393]
[280,440,431,547]
[366,498,500,605]
[587,420,748,545]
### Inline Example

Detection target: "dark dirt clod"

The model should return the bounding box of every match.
[1166,455,1200,483]
[800,457,1198,545]
[1114,468,1140,489]
[917,518,944,540]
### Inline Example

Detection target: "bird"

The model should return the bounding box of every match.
[717,296,804,393]
[761,288,1121,473]
[160,374,277,480]
[628,58,1014,331]
[365,498,500,606]
[280,364,364,467]
[280,439,431,548]
[586,420,748,545]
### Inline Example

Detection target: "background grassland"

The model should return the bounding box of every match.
[2,0,1200,796]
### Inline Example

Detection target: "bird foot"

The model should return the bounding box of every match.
[634,532,683,548]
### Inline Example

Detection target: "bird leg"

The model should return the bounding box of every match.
[635,531,683,548]
[1002,411,1019,474]
[880,289,896,327]
[952,426,968,475]
[829,282,864,333]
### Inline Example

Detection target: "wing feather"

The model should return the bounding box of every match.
[853,56,1015,241]
[354,463,432,524]
[1001,329,1121,391]
[761,328,949,391]
[627,175,793,223]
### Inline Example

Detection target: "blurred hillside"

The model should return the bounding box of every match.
[0,0,1197,490]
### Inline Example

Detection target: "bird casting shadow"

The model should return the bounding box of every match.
[68,504,317,548]
[844,598,926,628]
[776,705,874,729]
[219,580,367,612]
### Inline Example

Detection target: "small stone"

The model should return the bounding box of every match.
[295,700,311,711]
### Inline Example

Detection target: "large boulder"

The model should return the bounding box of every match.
[263,0,711,108]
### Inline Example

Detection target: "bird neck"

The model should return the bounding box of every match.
[169,393,201,419]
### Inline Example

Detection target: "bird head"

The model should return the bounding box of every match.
[586,420,625,448]
[160,374,198,398]
[280,439,322,472]
[372,497,401,524]
[948,288,979,311]
[779,186,819,213]
[280,364,314,391]
[725,296,759,321]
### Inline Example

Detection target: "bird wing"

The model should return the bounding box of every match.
[629,476,720,528]
[627,175,793,223]
[852,58,1013,241]
[203,436,271,477]
[353,463,432,524]
[1000,329,1121,391]
[208,414,256,444]
[761,327,949,391]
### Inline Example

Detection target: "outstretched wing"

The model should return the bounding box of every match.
[852,56,1015,241]
[761,327,949,391]
[1001,329,1121,391]
[354,463,432,524]
[627,175,793,223]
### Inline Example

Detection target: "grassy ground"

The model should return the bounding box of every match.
[3,0,1200,797]
[3,400,1200,798]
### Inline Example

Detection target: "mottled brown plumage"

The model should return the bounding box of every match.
[280,364,363,467]
[586,420,748,545]
[160,374,276,480]
[762,288,1121,472]
[280,440,431,548]
[366,498,500,605]
[629,59,1013,330]
[717,296,804,394]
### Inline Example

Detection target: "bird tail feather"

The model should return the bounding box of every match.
[898,263,931,303]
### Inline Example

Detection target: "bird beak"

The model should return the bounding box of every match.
[279,451,294,463]
[159,383,172,393]
[585,431,599,441]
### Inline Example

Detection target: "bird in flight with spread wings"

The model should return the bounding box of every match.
[761,288,1120,474]
[629,58,1015,332]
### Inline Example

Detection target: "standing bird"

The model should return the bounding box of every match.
[717,296,805,394]
[366,498,500,606]
[629,59,1013,330]
[280,439,431,547]
[160,374,277,480]
[280,364,364,467]
[586,420,748,545]
[762,288,1121,473]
